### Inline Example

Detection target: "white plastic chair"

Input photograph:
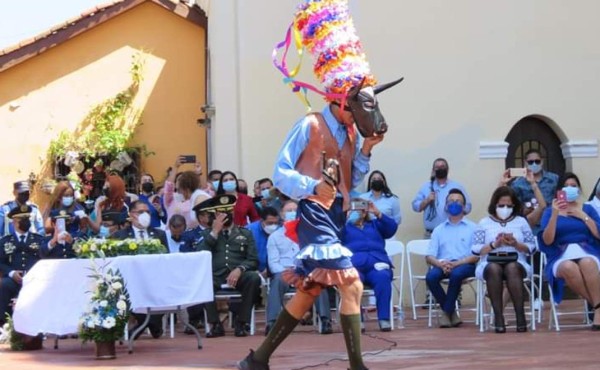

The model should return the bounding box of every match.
[406,239,431,320]
[427,276,478,328]
[360,240,405,331]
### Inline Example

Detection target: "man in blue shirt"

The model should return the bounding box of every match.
[412,158,472,237]
[0,181,44,237]
[247,207,280,276]
[425,189,477,328]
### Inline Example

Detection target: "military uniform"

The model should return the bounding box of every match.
[0,181,44,237]
[196,195,261,337]
[40,210,77,259]
[0,205,44,323]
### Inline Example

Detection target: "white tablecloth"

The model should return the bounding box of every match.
[13,251,213,336]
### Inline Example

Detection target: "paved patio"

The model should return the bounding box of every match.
[1,301,598,370]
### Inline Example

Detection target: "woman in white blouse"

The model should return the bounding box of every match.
[472,186,536,333]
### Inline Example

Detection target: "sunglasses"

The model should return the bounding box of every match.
[526,159,541,165]
[497,204,514,208]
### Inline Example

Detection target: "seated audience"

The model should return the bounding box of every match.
[165,214,193,254]
[425,189,477,328]
[247,206,280,277]
[342,199,398,332]
[89,174,129,234]
[0,205,44,326]
[472,186,536,333]
[360,170,401,226]
[539,172,600,330]
[197,195,261,337]
[216,171,260,227]
[585,179,600,217]
[41,211,76,259]
[43,181,87,238]
[255,178,283,214]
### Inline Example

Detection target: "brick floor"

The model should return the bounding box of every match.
[1,301,598,370]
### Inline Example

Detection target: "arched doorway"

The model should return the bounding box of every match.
[505,116,565,177]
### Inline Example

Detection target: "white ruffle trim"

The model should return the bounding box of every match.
[295,243,353,261]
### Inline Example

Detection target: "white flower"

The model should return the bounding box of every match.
[119,295,127,301]
[111,282,123,290]
[90,244,97,252]
[86,320,96,328]
[102,317,116,329]
[99,300,108,308]
[116,300,127,311]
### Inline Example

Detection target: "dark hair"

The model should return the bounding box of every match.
[366,170,396,198]
[169,214,187,228]
[237,179,248,195]
[487,186,522,217]
[524,148,542,158]
[177,171,200,193]
[140,173,154,183]
[446,188,466,204]
[208,170,222,181]
[589,177,600,201]
[258,178,273,187]
[260,206,280,220]
[560,172,581,188]
[129,200,147,212]
[432,158,449,170]
[217,171,239,194]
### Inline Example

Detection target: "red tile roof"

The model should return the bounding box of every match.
[0,0,207,73]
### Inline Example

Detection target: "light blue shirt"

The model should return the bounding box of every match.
[411,179,472,231]
[360,191,402,225]
[267,227,300,274]
[427,217,477,260]
[273,105,370,200]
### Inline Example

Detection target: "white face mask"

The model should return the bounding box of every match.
[495,206,513,220]
[263,224,279,235]
[174,193,184,203]
[137,212,151,228]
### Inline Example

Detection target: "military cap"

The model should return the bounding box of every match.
[102,209,126,225]
[194,194,236,213]
[13,180,30,193]
[192,193,212,214]
[7,204,32,219]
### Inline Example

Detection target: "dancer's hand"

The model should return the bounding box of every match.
[361,133,384,156]
[315,181,335,200]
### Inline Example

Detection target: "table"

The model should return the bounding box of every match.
[13,251,213,351]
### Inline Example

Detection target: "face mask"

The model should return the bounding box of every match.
[62,196,74,207]
[141,182,154,193]
[528,163,542,174]
[102,187,110,197]
[370,180,385,192]
[17,192,30,204]
[347,210,362,224]
[223,180,237,192]
[261,188,272,199]
[99,225,110,238]
[263,224,278,235]
[284,211,297,221]
[563,186,580,202]
[447,202,463,216]
[212,181,220,190]
[137,212,151,228]
[17,218,31,232]
[171,234,181,242]
[434,168,448,179]
[496,206,513,220]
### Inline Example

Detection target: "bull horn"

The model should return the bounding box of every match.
[374,77,404,95]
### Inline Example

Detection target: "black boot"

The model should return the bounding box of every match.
[206,321,225,338]
[235,321,249,337]
[237,349,270,370]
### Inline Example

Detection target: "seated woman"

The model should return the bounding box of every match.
[360,170,401,226]
[539,172,600,330]
[42,181,87,238]
[341,199,398,331]
[472,186,536,333]
[89,174,129,236]
[41,212,76,259]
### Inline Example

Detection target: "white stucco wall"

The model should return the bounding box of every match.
[208,0,600,242]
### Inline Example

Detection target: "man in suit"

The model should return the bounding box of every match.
[111,200,168,339]
[197,195,261,337]
[0,205,44,325]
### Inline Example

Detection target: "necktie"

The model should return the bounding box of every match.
[19,235,26,244]
[222,230,229,240]
[139,230,145,241]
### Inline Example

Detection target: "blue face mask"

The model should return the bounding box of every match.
[528,163,542,174]
[212,181,220,190]
[99,225,110,238]
[563,186,580,202]
[222,180,237,192]
[446,202,463,216]
[284,211,297,221]
[347,210,362,224]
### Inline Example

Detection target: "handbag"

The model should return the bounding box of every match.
[487,251,518,264]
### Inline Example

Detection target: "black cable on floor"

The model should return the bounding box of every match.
[290,332,398,370]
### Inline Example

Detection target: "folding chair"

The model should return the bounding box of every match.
[360,240,405,331]
[204,288,256,335]
[427,276,478,328]
[406,239,432,320]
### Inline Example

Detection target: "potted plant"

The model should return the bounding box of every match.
[79,260,130,359]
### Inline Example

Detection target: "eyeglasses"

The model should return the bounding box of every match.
[526,159,541,165]
[497,204,514,208]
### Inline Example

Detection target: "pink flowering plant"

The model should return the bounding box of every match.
[79,261,130,343]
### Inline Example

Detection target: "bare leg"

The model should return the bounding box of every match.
[577,258,600,325]
[557,260,591,302]
[338,280,367,370]
[338,279,363,315]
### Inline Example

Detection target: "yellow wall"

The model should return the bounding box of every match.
[0,1,206,202]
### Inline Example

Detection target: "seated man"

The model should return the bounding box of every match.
[247,206,280,277]
[41,211,76,259]
[112,201,168,339]
[0,205,44,325]
[197,195,262,337]
[96,209,127,238]
[165,214,193,254]
[254,178,283,213]
[425,188,477,328]
[266,200,333,335]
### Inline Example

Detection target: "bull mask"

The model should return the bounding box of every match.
[340,77,404,138]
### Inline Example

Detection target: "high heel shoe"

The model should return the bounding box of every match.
[591,303,600,331]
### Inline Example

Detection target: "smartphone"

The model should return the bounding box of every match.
[56,218,66,233]
[350,199,369,211]
[556,190,567,201]
[509,168,526,177]
[180,155,196,164]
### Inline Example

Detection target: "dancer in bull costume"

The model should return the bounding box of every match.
[238,1,402,369]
